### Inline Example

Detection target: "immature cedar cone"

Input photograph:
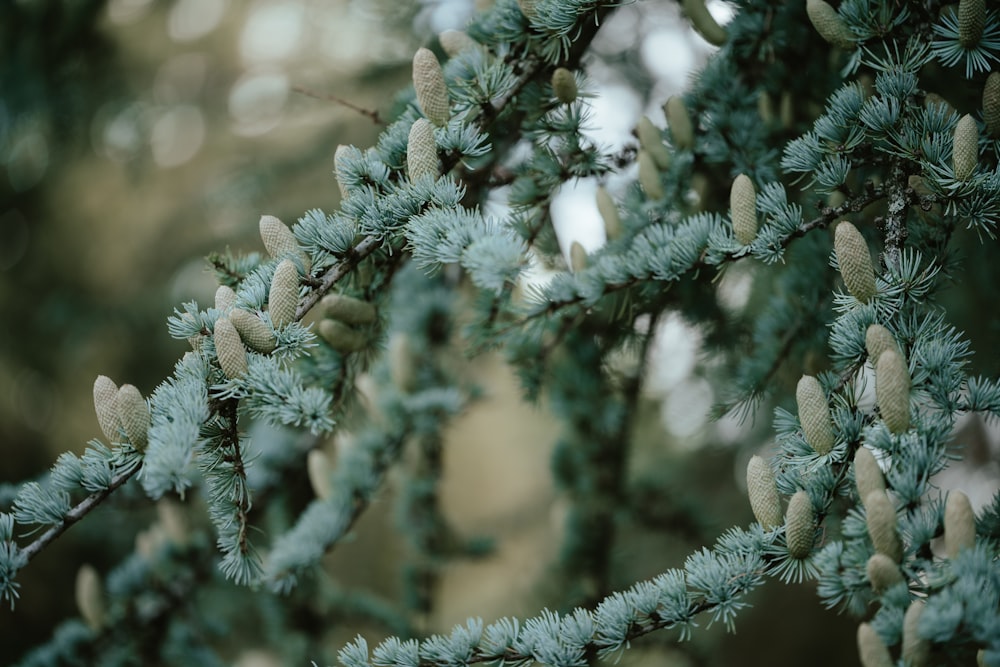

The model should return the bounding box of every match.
[93,375,121,442]
[229,308,277,354]
[865,324,898,363]
[681,0,727,45]
[664,96,695,150]
[319,319,366,353]
[388,333,417,392]
[857,623,893,667]
[953,114,979,181]
[944,490,976,558]
[855,447,885,506]
[407,118,438,181]
[116,384,149,451]
[319,294,377,325]
[214,316,248,379]
[984,73,1000,138]
[260,215,310,272]
[959,0,986,48]
[637,115,671,169]
[307,449,333,501]
[269,259,300,329]
[75,565,105,631]
[746,455,782,529]
[785,490,816,558]
[796,375,835,455]
[876,349,910,434]
[438,29,477,57]
[334,144,351,199]
[596,186,623,240]
[412,47,449,126]
[902,601,930,667]
[637,150,664,200]
[866,553,904,593]
[806,0,856,50]
[215,285,237,311]
[551,67,578,104]
[866,490,903,562]
[835,221,877,303]
[569,242,587,273]
[730,174,758,245]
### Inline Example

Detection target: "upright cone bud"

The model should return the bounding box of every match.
[215,285,237,311]
[551,68,578,104]
[637,116,671,169]
[569,242,587,273]
[746,455,782,529]
[866,553,904,593]
[388,333,417,392]
[334,144,351,199]
[730,174,758,245]
[902,601,930,667]
[439,29,477,57]
[229,308,277,354]
[75,565,105,631]
[865,324,898,363]
[307,449,334,501]
[664,96,694,150]
[412,47,449,126]
[984,73,1000,138]
[260,215,310,272]
[269,260,300,329]
[116,384,149,451]
[855,447,885,507]
[944,490,976,558]
[638,150,664,200]
[596,187,623,240]
[866,490,903,562]
[835,221,877,303]
[785,490,816,558]
[319,294,377,325]
[93,375,121,442]
[806,0,856,50]
[857,623,893,667]
[953,114,979,181]
[876,349,910,434]
[959,0,986,47]
[214,316,248,379]
[682,0,727,45]
[319,319,366,353]
[157,500,188,546]
[407,118,438,181]
[796,375,835,455]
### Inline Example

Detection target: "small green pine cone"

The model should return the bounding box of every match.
[596,187,623,240]
[229,308,277,354]
[116,384,149,451]
[407,118,439,181]
[269,259,300,329]
[730,174,758,245]
[570,242,587,273]
[319,294,377,325]
[388,333,417,392]
[75,564,105,631]
[865,324,898,363]
[953,114,980,181]
[857,623,894,667]
[93,375,121,442]
[439,29,477,57]
[806,0,856,50]
[215,285,237,311]
[876,349,910,434]
[944,490,976,558]
[978,649,987,667]
[866,553,904,593]
[551,68,578,104]
[865,490,903,562]
[664,96,694,151]
[260,215,310,273]
[984,73,1000,138]
[637,116,671,169]
[334,144,351,199]
[681,0,727,45]
[835,221,877,303]
[214,315,248,379]
[785,490,816,559]
[307,449,333,501]
[746,455,782,530]
[319,319,366,353]
[412,47,450,126]
[959,0,986,47]
[855,447,885,507]
[638,150,664,200]
[796,375,835,455]
[902,601,930,667]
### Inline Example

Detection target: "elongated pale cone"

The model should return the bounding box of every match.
[438,29,477,57]
[875,349,910,434]
[866,553,903,593]
[260,215,310,272]
[902,601,930,667]
[307,449,334,501]
[682,0,727,45]
[75,564,105,631]
[569,242,587,273]
[637,150,664,200]
[953,114,979,181]
[857,623,893,667]
[412,47,449,126]
[637,115,671,169]
[214,315,248,379]
[116,384,149,451]
[664,96,694,150]
[319,319,366,353]
[319,294,377,325]
[834,221,876,303]
[796,375,835,455]
[865,324,898,363]
[855,447,885,507]
[785,490,815,558]
[746,455,782,529]
[229,308,277,354]
[806,0,855,50]
[215,285,237,311]
[551,67,577,104]
[865,489,903,562]
[269,259,300,329]
[944,490,976,558]
[93,375,121,442]
[596,187,622,240]
[407,118,438,181]
[730,174,758,245]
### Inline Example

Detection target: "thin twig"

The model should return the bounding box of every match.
[292,85,385,125]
